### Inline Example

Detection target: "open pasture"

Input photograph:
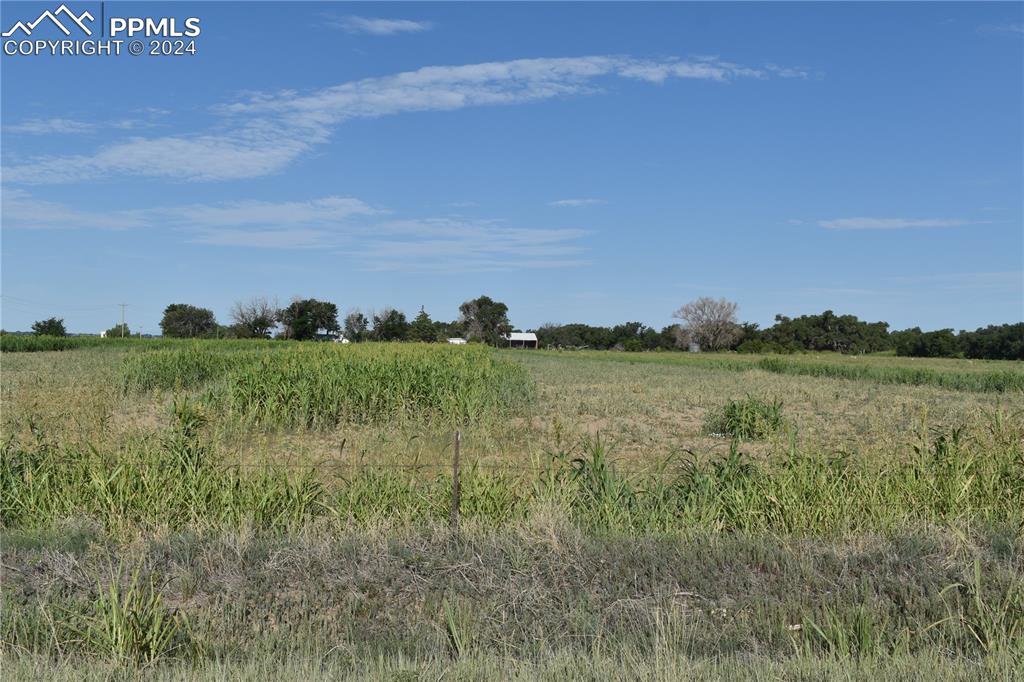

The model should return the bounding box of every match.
[1,341,1022,678]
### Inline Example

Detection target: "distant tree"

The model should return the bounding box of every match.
[672,297,740,351]
[444,319,466,338]
[408,306,440,342]
[535,321,681,351]
[32,317,66,337]
[765,310,890,354]
[659,325,682,349]
[160,304,217,338]
[961,323,1024,361]
[105,323,130,338]
[213,324,239,339]
[372,308,409,341]
[459,295,512,346]
[344,311,369,342]
[230,297,276,338]
[276,298,339,341]
[892,322,1023,361]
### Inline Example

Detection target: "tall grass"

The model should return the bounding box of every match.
[1,335,286,354]
[0,335,118,353]
[121,343,535,427]
[84,567,190,666]
[755,356,1024,393]
[4,421,1020,535]
[703,395,786,440]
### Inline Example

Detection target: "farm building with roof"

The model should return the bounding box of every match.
[504,332,538,349]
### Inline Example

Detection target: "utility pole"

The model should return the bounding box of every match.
[118,303,127,337]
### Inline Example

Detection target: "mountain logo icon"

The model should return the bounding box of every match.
[2,4,94,37]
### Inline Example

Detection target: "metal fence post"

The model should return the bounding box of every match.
[451,430,461,534]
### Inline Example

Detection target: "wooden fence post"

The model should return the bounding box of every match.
[451,430,461,534]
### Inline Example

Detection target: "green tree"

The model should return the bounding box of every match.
[764,310,890,354]
[961,323,1024,361]
[105,323,130,338]
[344,311,369,342]
[160,304,217,338]
[372,308,409,341]
[276,299,339,341]
[32,317,66,336]
[459,295,512,346]
[408,306,439,342]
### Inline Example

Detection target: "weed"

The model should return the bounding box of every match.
[704,395,785,440]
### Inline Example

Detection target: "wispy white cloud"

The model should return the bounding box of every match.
[550,198,606,207]
[327,15,433,35]
[977,23,1024,35]
[191,228,331,249]
[170,196,381,227]
[763,63,815,79]
[818,217,976,230]
[353,218,585,272]
[5,109,169,136]
[2,190,585,272]
[886,271,1023,292]
[1,187,147,230]
[4,54,813,185]
[5,127,313,183]
[5,118,96,134]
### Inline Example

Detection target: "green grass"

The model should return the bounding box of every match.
[703,395,786,440]
[529,349,1024,393]
[0,334,123,352]
[0,334,288,353]
[120,343,534,427]
[3,341,1023,678]
[3,412,1021,535]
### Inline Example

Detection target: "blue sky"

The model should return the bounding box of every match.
[1,1,1021,335]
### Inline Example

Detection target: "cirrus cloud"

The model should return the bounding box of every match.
[327,15,433,35]
[3,54,814,185]
[818,217,975,230]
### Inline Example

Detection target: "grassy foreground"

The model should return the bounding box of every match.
[1,343,1022,678]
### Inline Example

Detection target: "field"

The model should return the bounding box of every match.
[2,341,1022,679]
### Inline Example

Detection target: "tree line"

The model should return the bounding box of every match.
[156,295,514,346]
[540,299,1022,360]
[25,295,1022,360]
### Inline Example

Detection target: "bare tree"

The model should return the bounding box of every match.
[672,297,740,351]
[231,297,277,338]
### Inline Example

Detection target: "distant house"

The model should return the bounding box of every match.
[447,337,468,345]
[99,330,107,338]
[504,332,538,349]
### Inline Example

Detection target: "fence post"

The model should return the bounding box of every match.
[451,430,461,534]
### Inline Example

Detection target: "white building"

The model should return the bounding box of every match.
[447,338,468,345]
[504,332,538,349]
